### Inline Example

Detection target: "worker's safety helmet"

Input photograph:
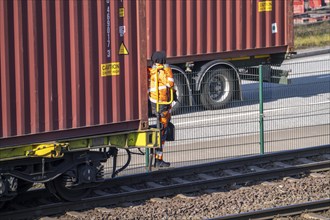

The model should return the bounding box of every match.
[151,51,166,64]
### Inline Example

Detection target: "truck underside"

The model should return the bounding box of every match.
[169,52,291,113]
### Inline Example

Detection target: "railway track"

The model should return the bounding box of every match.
[1,145,329,220]
[212,199,330,219]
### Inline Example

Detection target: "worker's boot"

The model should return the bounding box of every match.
[155,159,170,168]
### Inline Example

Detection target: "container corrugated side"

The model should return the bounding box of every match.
[0,0,148,147]
[146,0,294,63]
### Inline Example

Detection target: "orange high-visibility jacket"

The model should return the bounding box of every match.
[148,64,174,103]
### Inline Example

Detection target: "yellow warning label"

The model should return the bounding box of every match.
[258,1,272,12]
[101,62,120,77]
[119,42,129,55]
[119,8,124,17]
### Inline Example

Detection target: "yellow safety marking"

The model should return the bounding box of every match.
[128,130,159,148]
[255,54,270,59]
[25,143,68,158]
[225,56,250,61]
[119,7,124,17]
[101,62,120,77]
[119,42,129,55]
[258,1,272,12]
[108,129,160,148]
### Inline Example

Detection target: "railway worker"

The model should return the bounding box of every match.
[148,51,175,168]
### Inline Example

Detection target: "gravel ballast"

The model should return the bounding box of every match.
[55,171,330,220]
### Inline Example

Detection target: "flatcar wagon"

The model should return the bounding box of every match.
[0,0,160,205]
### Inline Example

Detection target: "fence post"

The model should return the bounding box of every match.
[145,148,150,171]
[259,65,265,154]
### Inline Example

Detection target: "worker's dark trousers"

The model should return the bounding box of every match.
[150,102,171,160]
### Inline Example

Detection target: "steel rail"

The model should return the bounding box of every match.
[2,162,329,219]
[105,144,330,186]
[210,199,330,220]
[1,145,329,220]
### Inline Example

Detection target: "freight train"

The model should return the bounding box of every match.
[0,0,293,206]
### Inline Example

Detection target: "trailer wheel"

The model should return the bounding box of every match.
[201,70,234,110]
[171,75,185,115]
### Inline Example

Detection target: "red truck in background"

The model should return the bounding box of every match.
[293,0,330,24]
[294,0,328,14]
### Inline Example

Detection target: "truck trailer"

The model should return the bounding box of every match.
[145,0,293,112]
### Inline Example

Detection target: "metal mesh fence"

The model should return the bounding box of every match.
[168,57,329,168]
[262,56,330,152]
[104,55,329,177]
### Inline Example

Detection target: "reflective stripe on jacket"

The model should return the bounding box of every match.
[148,64,174,103]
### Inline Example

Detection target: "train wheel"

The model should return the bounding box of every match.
[45,174,91,201]
[201,70,234,110]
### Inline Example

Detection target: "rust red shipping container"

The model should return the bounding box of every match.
[146,0,293,63]
[0,0,293,147]
[0,0,148,147]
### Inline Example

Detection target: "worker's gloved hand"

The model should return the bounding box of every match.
[173,89,178,102]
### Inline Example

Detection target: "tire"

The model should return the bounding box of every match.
[200,69,234,110]
[171,75,185,115]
